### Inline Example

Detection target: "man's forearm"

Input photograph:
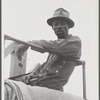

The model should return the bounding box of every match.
[28,40,46,53]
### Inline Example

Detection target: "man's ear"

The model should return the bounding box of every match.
[51,24,54,29]
[51,26,53,30]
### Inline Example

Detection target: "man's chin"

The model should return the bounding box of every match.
[57,34,65,39]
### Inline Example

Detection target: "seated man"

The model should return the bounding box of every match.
[15,8,82,92]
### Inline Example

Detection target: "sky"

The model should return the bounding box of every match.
[2,0,98,100]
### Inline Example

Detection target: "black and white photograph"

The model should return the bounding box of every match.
[2,0,98,100]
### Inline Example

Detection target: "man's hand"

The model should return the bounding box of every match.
[16,44,29,60]
[21,73,38,84]
[21,73,46,84]
[21,75,31,84]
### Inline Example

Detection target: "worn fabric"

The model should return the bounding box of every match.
[4,79,84,100]
[28,34,82,91]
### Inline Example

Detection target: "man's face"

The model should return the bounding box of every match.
[52,19,69,39]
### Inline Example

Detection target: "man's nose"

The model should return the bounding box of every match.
[57,24,62,28]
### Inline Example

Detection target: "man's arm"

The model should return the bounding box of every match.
[30,36,82,59]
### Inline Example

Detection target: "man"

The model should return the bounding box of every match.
[16,8,82,92]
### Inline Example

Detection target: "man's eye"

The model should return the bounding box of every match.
[61,22,66,25]
[54,22,59,26]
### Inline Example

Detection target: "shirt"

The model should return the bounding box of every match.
[29,34,82,91]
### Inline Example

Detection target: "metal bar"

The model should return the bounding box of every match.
[4,42,19,58]
[4,34,45,53]
[82,61,87,100]
[9,51,27,77]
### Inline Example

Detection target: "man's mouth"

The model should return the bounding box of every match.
[57,30,63,34]
[56,30,65,38]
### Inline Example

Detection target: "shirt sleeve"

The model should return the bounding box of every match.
[30,36,82,59]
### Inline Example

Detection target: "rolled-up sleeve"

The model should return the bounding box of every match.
[31,36,82,59]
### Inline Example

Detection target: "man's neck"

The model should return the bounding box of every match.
[58,34,71,39]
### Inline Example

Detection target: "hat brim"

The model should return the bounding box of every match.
[47,17,74,28]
